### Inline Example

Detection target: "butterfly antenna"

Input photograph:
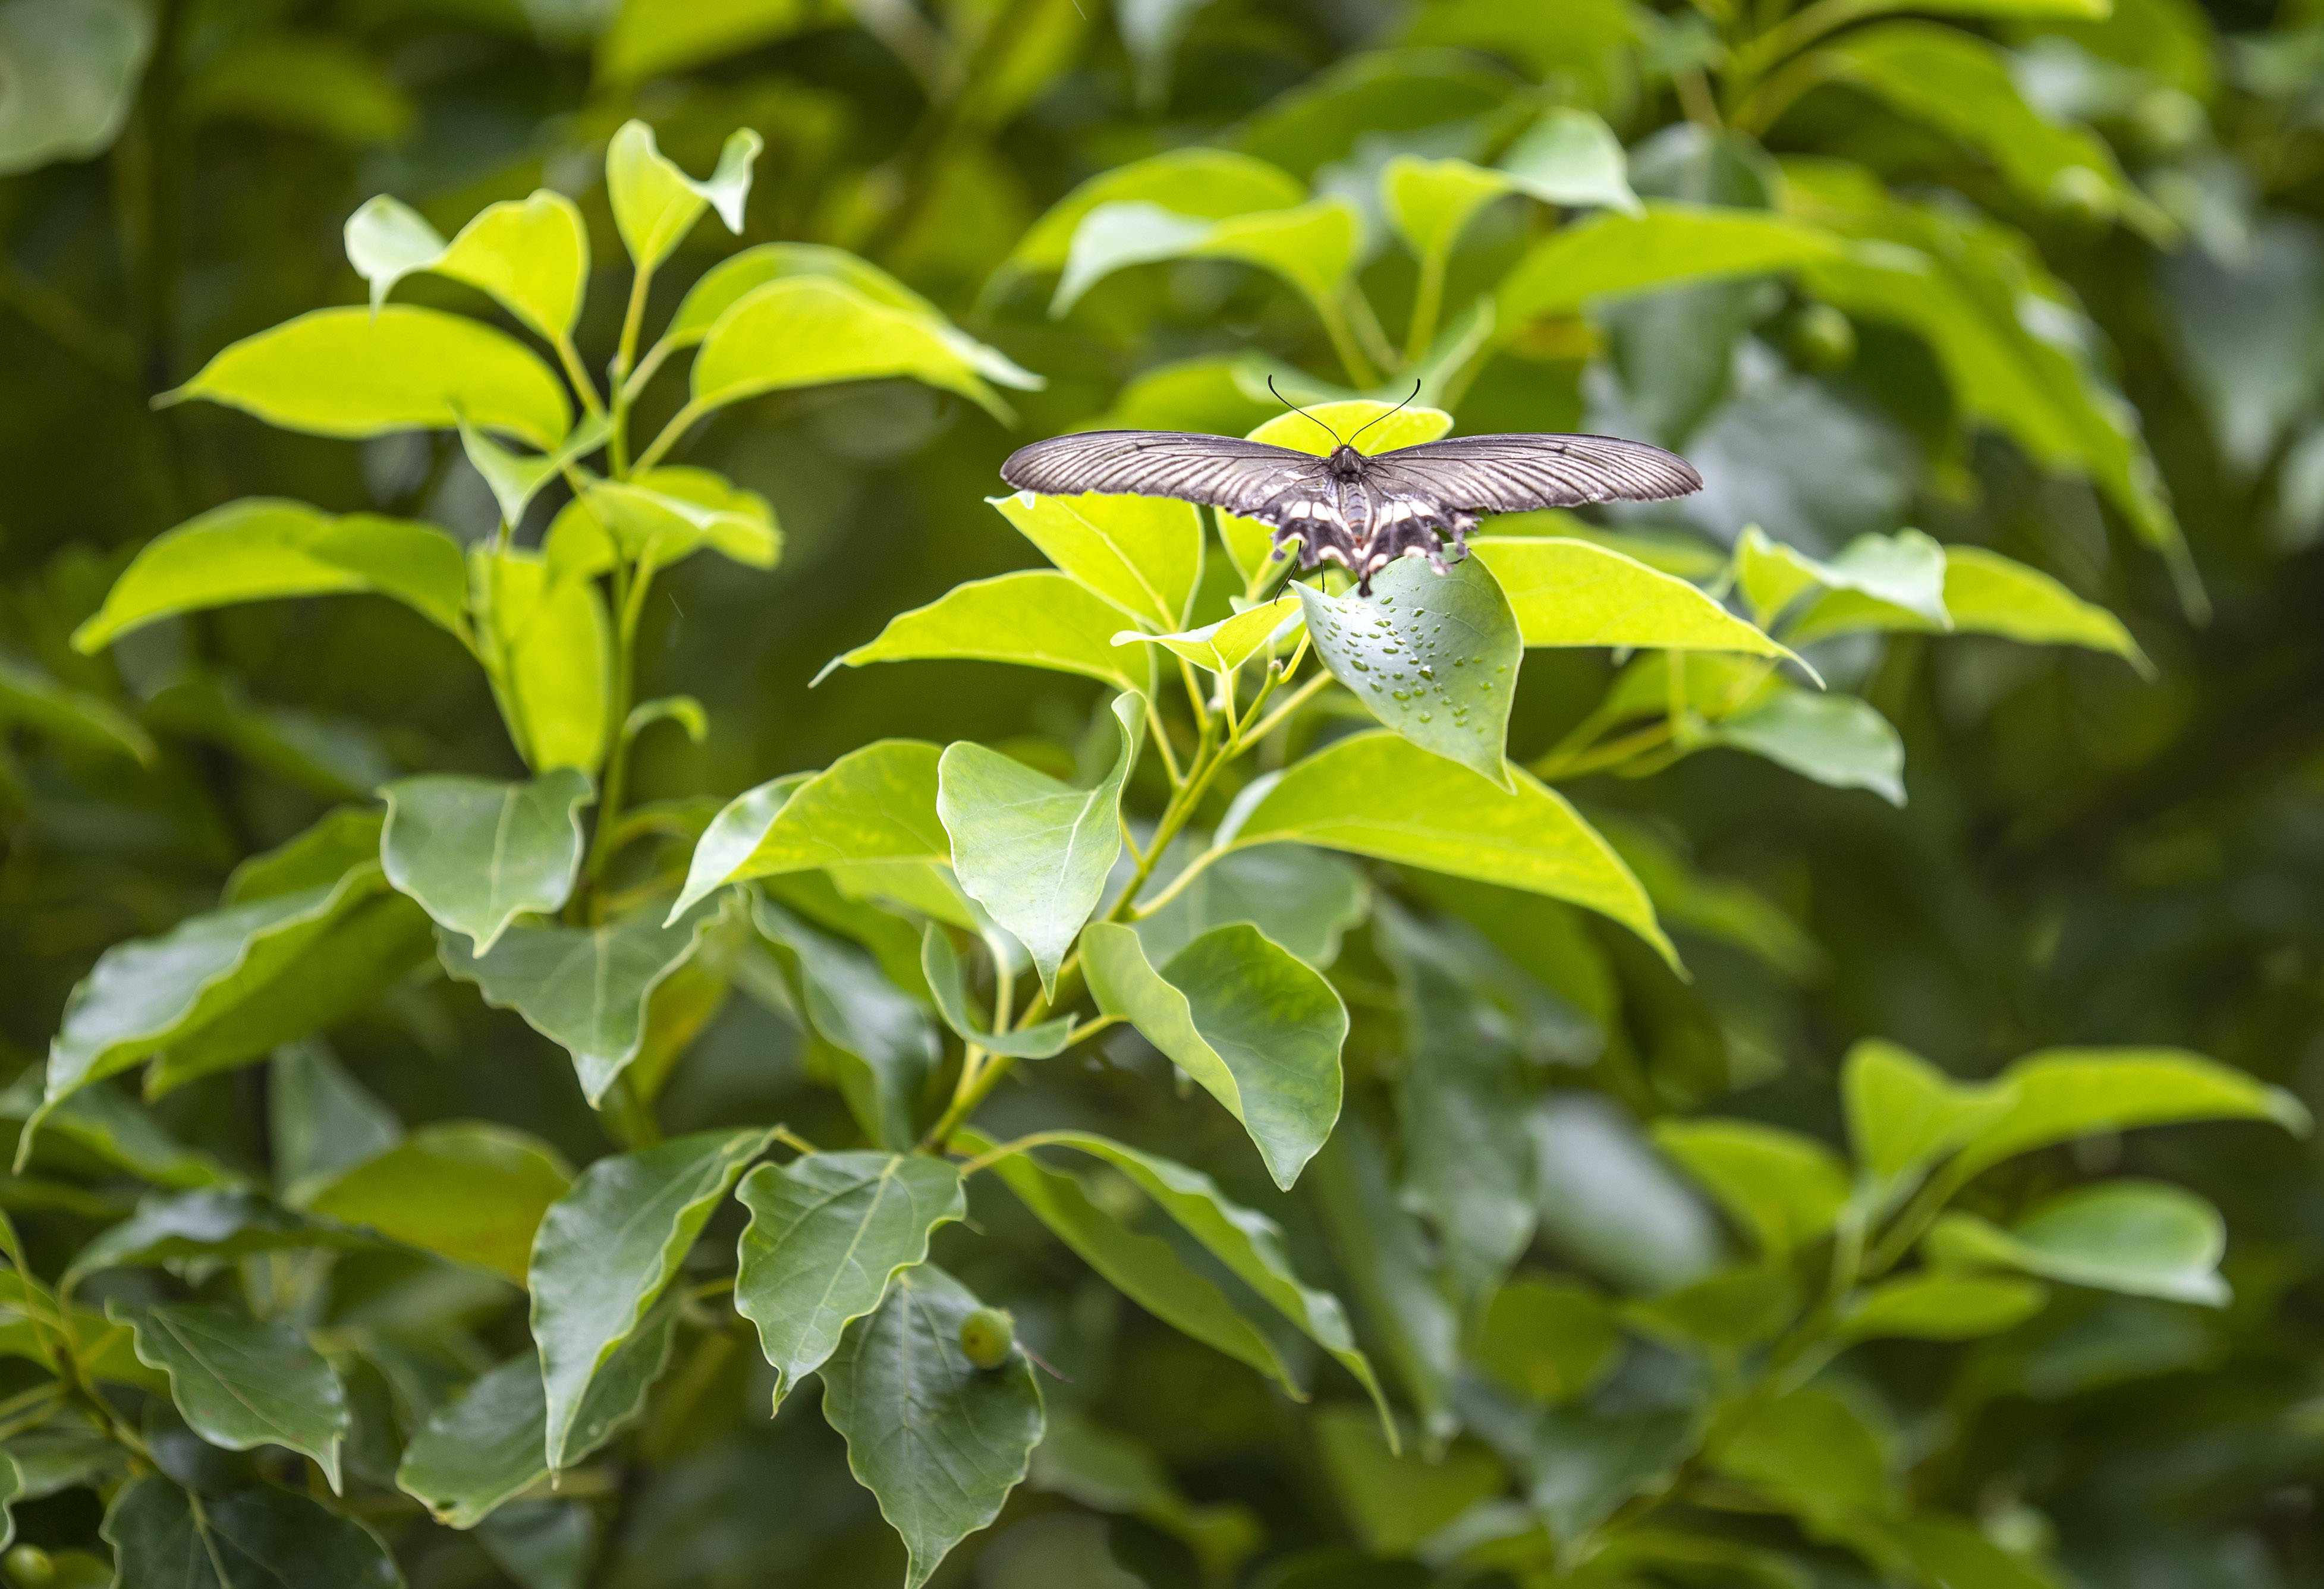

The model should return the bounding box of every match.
[1348,379,1423,449]
[1268,376,1341,446]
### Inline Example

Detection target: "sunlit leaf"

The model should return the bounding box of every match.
[471,544,611,775]
[1052,197,1361,320]
[1114,595,1302,676]
[166,306,571,448]
[1004,147,1306,279]
[1472,537,1791,657]
[605,119,759,272]
[1838,1273,2048,1342]
[991,491,1203,630]
[1652,1119,1850,1257]
[939,693,1142,992]
[71,499,471,652]
[1926,1181,2229,1305]
[1495,203,1840,326]
[1226,731,1672,963]
[345,188,589,341]
[1952,1047,2310,1178]
[823,571,1155,697]
[674,744,944,918]
[693,278,1020,424]
[1712,688,1905,806]
[599,0,847,81]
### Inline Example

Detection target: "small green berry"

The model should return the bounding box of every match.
[1788,303,1856,372]
[958,1306,1015,1370]
[6,1544,55,1587]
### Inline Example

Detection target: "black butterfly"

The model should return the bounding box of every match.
[999,406,1702,595]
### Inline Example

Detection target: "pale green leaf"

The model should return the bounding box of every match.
[1734,526,1950,634]
[1495,202,1841,325]
[167,306,571,449]
[1080,921,1344,1190]
[1712,688,1905,805]
[734,1152,964,1405]
[345,188,590,341]
[673,742,944,918]
[1383,155,1518,262]
[1838,1273,2048,1342]
[823,571,1155,697]
[983,1146,1300,1388]
[1052,197,1361,319]
[938,693,1142,992]
[919,928,1074,1057]
[1499,106,1641,216]
[1842,1038,2015,1197]
[1776,542,2149,669]
[532,1128,772,1467]
[1471,537,1792,657]
[102,1475,400,1589]
[1226,731,1672,963]
[1926,1181,2229,1305]
[1652,1119,1851,1256]
[1954,1047,2310,1178]
[605,119,760,271]
[991,491,1203,630]
[396,1308,678,1530]
[819,1265,1045,1589]
[380,767,593,953]
[1132,841,1367,970]
[453,410,612,529]
[108,1301,349,1490]
[0,0,152,175]
[438,897,731,1105]
[547,464,781,575]
[1297,552,1521,787]
[72,498,471,652]
[1114,594,1302,676]
[471,544,611,775]
[693,278,1018,424]
[307,1120,572,1282]
[1004,148,1307,278]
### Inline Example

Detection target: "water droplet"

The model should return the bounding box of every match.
[1419,666,1435,679]
[1419,712,1433,722]
[1392,690,1410,701]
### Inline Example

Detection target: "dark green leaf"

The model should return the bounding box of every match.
[1312,1404,1504,1557]
[65,1189,368,1286]
[1474,1277,1618,1404]
[1711,1386,1897,1521]
[531,1128,773,1467]
[1526,1405,1702,1546]
[1307,1120,1457,1447]
[306,1121,571,1282]
[733,1151,965,1404]
[1081,921,1345,1190]
[269,1040,401,1209]
[108,1301,350,1490]
[819,1265,1045,1589]
[102,1475,401,1589]
[751,900,941,1149]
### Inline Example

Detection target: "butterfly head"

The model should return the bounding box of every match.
[1326,444,1369,480]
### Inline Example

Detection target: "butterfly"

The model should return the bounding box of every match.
[999,400,1703,596]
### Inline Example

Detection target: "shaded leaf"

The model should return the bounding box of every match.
[1475,1277,1619,1404]
[1652,1119,1850,1257]
[1710,1386,1895,1521]
[65,1188,367,1286]
[1838,1274,2049,1342]
[1926,1181,2229,1305]
[1313,1405,1504,1557]
[1532,1094,1722,1294]
[380,768,592,953]
[102,1475,401,1589]
[269,1041,401,1209]
[0,0,152,174]
[531,1128,773,1467]
[307,1121,571,1282]
[750,899,941,1149]
[1307,1119,1457,1446]
[109,1302,349,1490]
[1081,921,1344,1190]
[0,655,153,763]
[1004,147,1306,278]
[920,927,1074,1058]
[1133,841,1368,970]
[819,1265,1045,1589]
[1526,1405,1702,1545]
[1712,689,1905,806]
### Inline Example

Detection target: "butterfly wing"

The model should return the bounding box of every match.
[998,430,1334,518]
[1366,433,1702,513]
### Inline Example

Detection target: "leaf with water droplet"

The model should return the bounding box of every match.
[1295,556,1520,788]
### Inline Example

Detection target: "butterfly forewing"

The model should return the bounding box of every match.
[997,430,1331,517]
[1367,435,1702,512]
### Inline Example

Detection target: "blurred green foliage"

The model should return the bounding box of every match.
[4,0,2324,1586]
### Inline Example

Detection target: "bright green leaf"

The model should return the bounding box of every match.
[1842,1038,2015,1197]
[1218,401,1454,582]
[438,897,732,1105]
[733,1151,966,1406]
[693,278,1020,424]
[1734,525,1950,634]
[471,543,611,775]
[1114,594,1302,676]
[166,306,571,449]
[1081,920,1345,1190]
[1471,537,1791,657]
[939,693,1141,992]
[1500,106,1641,215]
[1496,202,1841,326]
[818,1265,1045,1589]
[597,0,847,81]
[1927,1180,2229,1305]
[1004,148,1307,278]
[1297,552,1521,786]
[1954,1047,2310,1179]
[1227,731,1672,963]
[1652,1119,1850,1256]
[344,188,590,341]
[380,767,593,953]
[605,119,759,271]
[990,490,1203,630]
[453,411,612,530]
[307,1121,571,1282]
[71,498,470,652]
[823,571,1155,697]
[1052,197,1361,320]
[108,1301,350,1490]
[674,744,944,918]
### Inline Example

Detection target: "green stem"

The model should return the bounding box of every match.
[585,558,661,889]
[607,263,656,476]
[633,398,712,475]
[1238,666,1332,748]
[1863,1159,1974,1277]
[554,332,606,420]
[955,1129,1085,1177]
[1344,284,1400,376]
[772,1125,820,1156]
[1405,248,1449,370]
[1314,293,1382,389]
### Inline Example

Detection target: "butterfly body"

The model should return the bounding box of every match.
[1000,427,1702,594]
